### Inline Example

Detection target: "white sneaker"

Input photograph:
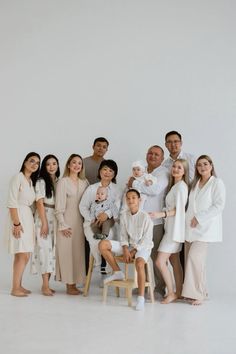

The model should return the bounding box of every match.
[135,296,145,311]
[103,271,125,285]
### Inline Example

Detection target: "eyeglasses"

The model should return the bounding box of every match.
[166,140,181,145]
[28,159,40,165]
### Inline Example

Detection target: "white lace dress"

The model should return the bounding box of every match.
[31,179,57,275]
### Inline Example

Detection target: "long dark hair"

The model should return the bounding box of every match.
[39,154,60,198]
[20,152,41,186]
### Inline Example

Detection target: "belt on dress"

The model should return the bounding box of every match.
[43,203,55,209]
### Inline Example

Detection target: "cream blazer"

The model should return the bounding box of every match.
[185,176,226,242]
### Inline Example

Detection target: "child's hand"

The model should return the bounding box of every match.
[129,248,137,259]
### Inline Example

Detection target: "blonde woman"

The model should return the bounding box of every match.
[182,155,226,305]
[149,159,189,304]
[55,154,89,295]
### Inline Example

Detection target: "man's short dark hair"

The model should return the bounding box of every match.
[93,137,109,146]
[165,131,182,141]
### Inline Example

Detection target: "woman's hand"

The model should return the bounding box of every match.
[96,212,108,226]
[190,217,199,228]
[149,211,162,219]
[12,224,24,239]
[61,228,72,237]
[40,222,49,238]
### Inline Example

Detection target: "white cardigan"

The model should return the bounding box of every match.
[185,176,226,242]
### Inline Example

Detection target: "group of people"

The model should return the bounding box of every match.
[4,132,226,311]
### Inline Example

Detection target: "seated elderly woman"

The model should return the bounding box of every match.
[79,159,122,267]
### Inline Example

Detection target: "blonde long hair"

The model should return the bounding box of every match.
[191,154,216,190]
[63,154,86,179]
[167,158,189,194]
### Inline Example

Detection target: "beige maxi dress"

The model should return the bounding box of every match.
[55,177,89,284]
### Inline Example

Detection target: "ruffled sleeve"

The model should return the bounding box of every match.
[55,178,70,230]
[7,173,22,208]
[35,179,46,201]
[171,182,188,243]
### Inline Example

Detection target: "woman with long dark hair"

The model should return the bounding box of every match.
[31,154,60,296]
[5,152,40,296]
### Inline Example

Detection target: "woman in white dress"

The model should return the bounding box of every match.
[55,154,89,295]
[5,152,40,297]
[31,154,60,296]
[149,159,189,304]
[182,155,226,305]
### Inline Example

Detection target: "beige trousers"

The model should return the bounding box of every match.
[182,241,208,301]
[151,224,166,296]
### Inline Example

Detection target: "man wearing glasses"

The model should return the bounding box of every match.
[163,131,196,182]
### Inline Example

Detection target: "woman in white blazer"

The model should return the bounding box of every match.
[182,155,226,305]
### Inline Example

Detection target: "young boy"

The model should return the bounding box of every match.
[99,189,154,310]
[90,186,119,240]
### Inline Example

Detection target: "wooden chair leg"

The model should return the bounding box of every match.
[103,284,108,303]
[146,262,155,303]
[115,287,120,297]
[127,287,132,307]
[83,254,94,297]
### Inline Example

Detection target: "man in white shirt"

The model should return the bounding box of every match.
[162,131,196,182]
[128,145,169,296]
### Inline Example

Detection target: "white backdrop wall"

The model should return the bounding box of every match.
[0,0,235,294]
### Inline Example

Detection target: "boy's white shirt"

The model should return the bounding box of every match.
[119,209,154,251]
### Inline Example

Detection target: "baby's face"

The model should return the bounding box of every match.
[96,187,107,201]
[132,167,144,178]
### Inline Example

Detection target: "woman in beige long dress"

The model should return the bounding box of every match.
[55,154,89,295]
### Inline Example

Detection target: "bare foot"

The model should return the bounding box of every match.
[191,299,202,306]
[42,287,54,296]
[50,288,56,293]
[66,284,81,295]
[20,286,31,294]
[161,293,178,304]
[11,289,28,297]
